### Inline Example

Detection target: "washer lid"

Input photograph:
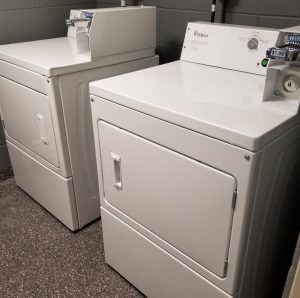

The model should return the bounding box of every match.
[90,61,299,151]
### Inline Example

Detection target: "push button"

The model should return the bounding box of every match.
[261,58,269,67]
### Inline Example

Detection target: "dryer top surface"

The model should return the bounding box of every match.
[0,37,149,77]
[90,61,299,151]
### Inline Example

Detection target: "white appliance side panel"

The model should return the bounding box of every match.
[59,56,158,228]
[0,77,60,167]
[99,121,237,278]
[290,255,300,298]
[7,141,78,231]
[181,22,279,75]
[102,208,232,298]
[239,124,300,298]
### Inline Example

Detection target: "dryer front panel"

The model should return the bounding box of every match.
[98,120,237,278]
[0,76,59,167]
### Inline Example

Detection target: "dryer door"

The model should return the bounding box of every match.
[0,76,59,167]
[99,121,237,278]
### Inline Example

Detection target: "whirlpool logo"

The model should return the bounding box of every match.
[194,30,208,38]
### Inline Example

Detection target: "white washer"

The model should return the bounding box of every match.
[0,6,158,231]
[90,23,300,297]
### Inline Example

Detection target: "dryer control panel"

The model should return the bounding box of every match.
[66,6,156,61]
[181,22,279,75]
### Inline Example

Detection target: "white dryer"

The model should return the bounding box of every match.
[0,6,158,231]
[90,23,300,297]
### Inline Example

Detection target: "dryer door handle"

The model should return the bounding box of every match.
[36,113,49,145]
[111,152,123,191]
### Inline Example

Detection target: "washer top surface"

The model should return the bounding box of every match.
[90,61,299,151]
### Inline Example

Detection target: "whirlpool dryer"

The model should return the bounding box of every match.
[0,6,158,231]
[90,23,300,297]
